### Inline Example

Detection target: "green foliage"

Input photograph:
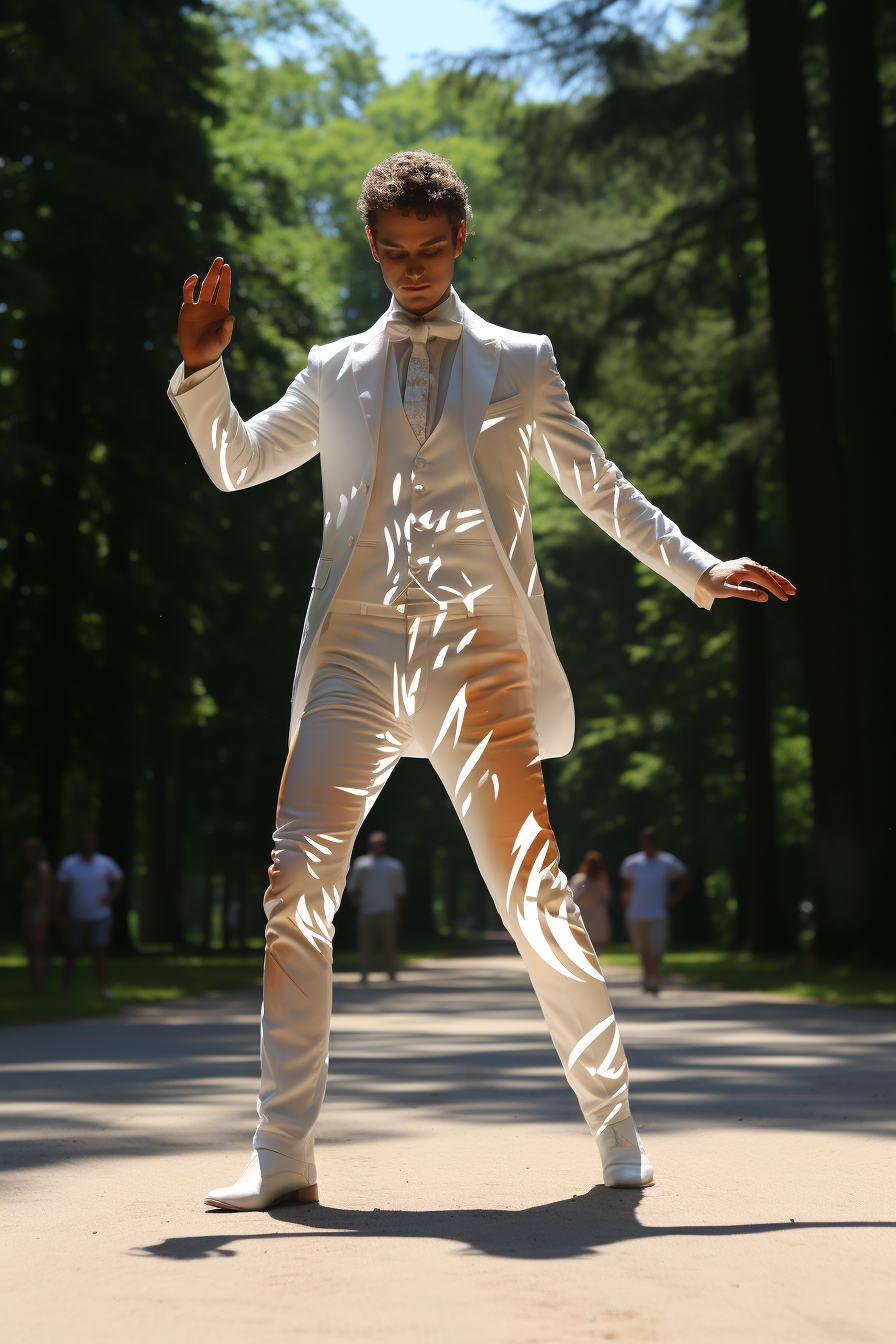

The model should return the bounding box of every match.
[645,949,896,1008]
[461,3,813,938]
[1,0,820,953]
[1,0,232,893]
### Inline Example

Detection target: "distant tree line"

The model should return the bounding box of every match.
[477,0,895,956]
[1,0,892,958]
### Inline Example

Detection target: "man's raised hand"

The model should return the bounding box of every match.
[698,557,796,604]
[178,257,234,377]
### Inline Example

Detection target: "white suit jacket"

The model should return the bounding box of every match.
[167,299,719,760]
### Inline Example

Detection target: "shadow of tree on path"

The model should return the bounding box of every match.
[134,1186,894,1262]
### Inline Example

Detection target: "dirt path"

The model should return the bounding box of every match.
[1,956,893,1343]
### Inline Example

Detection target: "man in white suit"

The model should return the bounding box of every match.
[169,152,794,1210]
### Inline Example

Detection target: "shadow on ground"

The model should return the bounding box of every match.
[134,1187,895,1262]
[2,964,895,1179]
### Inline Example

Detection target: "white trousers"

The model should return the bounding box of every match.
[255,597,631,1178]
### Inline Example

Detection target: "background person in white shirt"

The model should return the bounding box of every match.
[55,830,125,998]
[346,831,406,982]
[620,826,690,995]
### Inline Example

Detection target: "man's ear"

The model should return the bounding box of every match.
[365,224,380,263]
[454,219,467,258]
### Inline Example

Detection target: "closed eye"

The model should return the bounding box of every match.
[384,244,447,259]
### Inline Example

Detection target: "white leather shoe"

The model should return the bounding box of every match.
[204,1148,319,1211]
[596,1117,655,1188]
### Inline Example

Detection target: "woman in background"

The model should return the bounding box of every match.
[20,836,53,994]
[570,850,613,952]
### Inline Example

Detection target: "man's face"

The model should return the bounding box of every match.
[81,831,98,858]
[641,834,658,858]
[369,833,387,858]
[366,209,466,315]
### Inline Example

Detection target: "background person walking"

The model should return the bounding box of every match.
[19,837,53,994]
[620,826,690,994]
[56,830,125,999]
[569,850,613,952]
[346,831,406,982]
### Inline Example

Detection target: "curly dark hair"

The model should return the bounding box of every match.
[357,151,470,238]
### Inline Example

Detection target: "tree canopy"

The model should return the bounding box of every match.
[2,0,892,956]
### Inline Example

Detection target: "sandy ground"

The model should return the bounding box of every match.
[1,953,893,1344]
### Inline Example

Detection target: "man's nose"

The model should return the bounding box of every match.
[405,257,424,279]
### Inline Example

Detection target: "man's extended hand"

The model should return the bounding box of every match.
[178,257,234,377]
[697,557,795,604]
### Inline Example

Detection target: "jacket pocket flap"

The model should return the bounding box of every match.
[312,556,333,590]
[481,393,523,429]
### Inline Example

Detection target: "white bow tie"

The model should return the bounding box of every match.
[385,313,463,346]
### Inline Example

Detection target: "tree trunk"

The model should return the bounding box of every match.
[35,352,82,866]
[825,0,896,959]
[0,533,27,742]
[727,246,792,953]
[100,518,136,952]
[201,869,215,951]
[744,0,864,954]
[677,722,716,947]
[402,864,436,939]
[142,723,184,945]
[37,482,78,867]
[445,856,459,935]
[731,452,793,952]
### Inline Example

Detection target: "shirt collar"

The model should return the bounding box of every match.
[388,286,463,327]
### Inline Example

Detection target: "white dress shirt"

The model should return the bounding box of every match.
[388,288,462,439]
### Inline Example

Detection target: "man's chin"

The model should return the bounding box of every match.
[399,290,433,310]
[395,284,450,315]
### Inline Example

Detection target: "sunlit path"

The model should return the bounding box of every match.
[1,957,893,1343]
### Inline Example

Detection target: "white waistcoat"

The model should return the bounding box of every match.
[337,345,514,611]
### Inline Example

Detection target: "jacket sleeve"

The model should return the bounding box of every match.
[531,336,719,608]
[167,350,321,493]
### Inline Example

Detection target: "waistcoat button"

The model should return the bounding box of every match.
[359,483,368,493]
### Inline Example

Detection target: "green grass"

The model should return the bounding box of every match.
[0,935,479,1027]
[0,950,267,1027]
[598,947,896,1008]
[2,941,893,1028]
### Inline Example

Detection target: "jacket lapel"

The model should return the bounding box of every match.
[352,302,499,460]
[351,313,390,456]
[461,308,501,460]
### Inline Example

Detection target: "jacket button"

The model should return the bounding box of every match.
[413,484,426,495]
[348,535,354,545]
[360,483,368,493]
